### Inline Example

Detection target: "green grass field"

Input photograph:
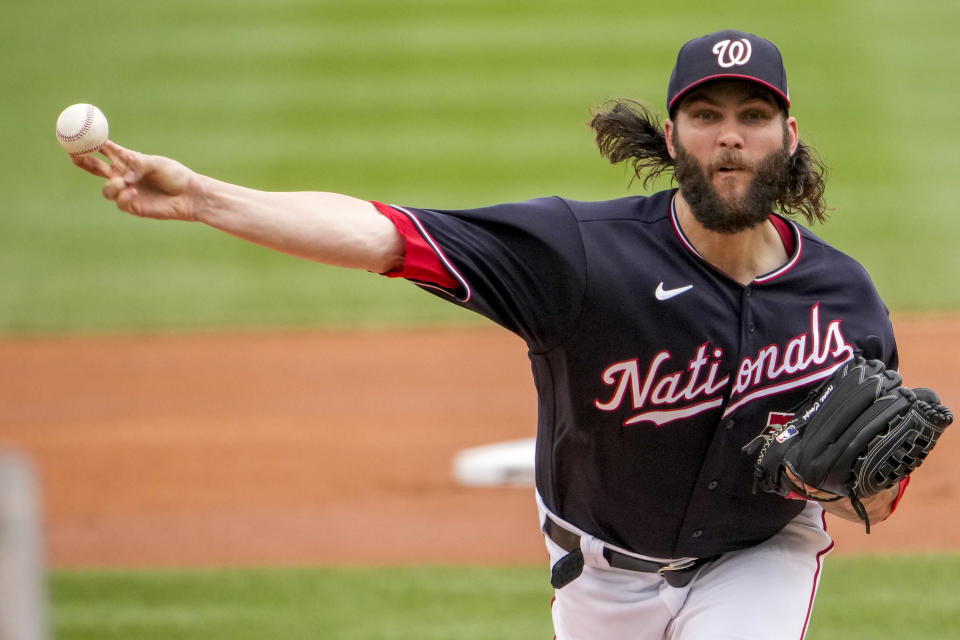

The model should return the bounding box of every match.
[5,1,960,638]
[2,0,959,334]
[49,556,960,640]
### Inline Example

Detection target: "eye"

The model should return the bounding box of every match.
[691,109,720,121]
[742,109,772,122]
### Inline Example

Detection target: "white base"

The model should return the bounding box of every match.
[452,437,536,487]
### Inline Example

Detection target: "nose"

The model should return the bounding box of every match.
[716,123,745,150]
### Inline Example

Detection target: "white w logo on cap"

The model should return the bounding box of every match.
[712,38,752,68]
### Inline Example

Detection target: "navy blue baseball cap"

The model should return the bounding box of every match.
[667,30,790,114]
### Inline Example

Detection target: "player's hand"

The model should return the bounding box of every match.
[783,468,898,523]
[783,468,838,501]
[72,141,201,222]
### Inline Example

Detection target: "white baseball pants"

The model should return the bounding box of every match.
[541,501,832,640]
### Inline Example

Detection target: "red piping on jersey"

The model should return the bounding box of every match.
[755,214,802,282]
[769,214,796,255]
[370,201,471,301]
[669,195,803,283]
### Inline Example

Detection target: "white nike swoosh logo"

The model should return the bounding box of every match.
[655,282,694,301]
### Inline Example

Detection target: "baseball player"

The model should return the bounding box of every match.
[71,30,949,640]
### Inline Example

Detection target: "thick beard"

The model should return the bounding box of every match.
[673,131,791,234]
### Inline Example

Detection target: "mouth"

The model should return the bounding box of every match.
[712,163,752,182]
[715,164,746,174]
[711,153,749,175]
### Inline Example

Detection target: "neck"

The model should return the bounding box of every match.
[673,191,788,286]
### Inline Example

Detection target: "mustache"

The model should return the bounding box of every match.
[709,151,749,172]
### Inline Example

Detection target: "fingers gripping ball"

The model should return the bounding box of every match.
[56,104,109,156]
[743,354,953,531]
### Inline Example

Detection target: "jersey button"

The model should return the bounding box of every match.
[723,419,735,430]
[708,480,719,490]
[744,287,752,297]
[692,529,703,538]
[747,322,755,333]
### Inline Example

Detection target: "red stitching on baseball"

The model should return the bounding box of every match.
[58,105,95,143]
[68,141,105,156]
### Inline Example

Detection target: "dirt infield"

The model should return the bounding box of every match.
[1,316,958,568]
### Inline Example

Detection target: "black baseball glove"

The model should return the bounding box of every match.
[743,353,953,532]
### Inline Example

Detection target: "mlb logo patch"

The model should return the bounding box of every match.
[776,426,800,443]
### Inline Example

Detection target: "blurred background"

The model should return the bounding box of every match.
[2,1,959,639]
[2,0,959,335]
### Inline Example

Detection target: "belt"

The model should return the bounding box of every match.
[544,518,717,589]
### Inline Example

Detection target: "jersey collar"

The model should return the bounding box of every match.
[669,193,803,284]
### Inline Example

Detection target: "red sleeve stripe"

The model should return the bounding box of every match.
[887,476,911,517]
[370,201,471,301]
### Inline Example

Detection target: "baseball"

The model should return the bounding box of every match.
[55,104,109,156]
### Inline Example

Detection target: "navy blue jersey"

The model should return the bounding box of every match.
[385,188,897,559]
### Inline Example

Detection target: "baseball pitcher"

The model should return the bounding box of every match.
[70,29,952,640]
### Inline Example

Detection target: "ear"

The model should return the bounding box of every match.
[664,119,677,160]
[786,116,799,155]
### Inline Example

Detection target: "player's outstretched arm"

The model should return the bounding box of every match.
[71,141,404,274]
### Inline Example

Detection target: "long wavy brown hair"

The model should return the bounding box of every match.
[588,99,828,224]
